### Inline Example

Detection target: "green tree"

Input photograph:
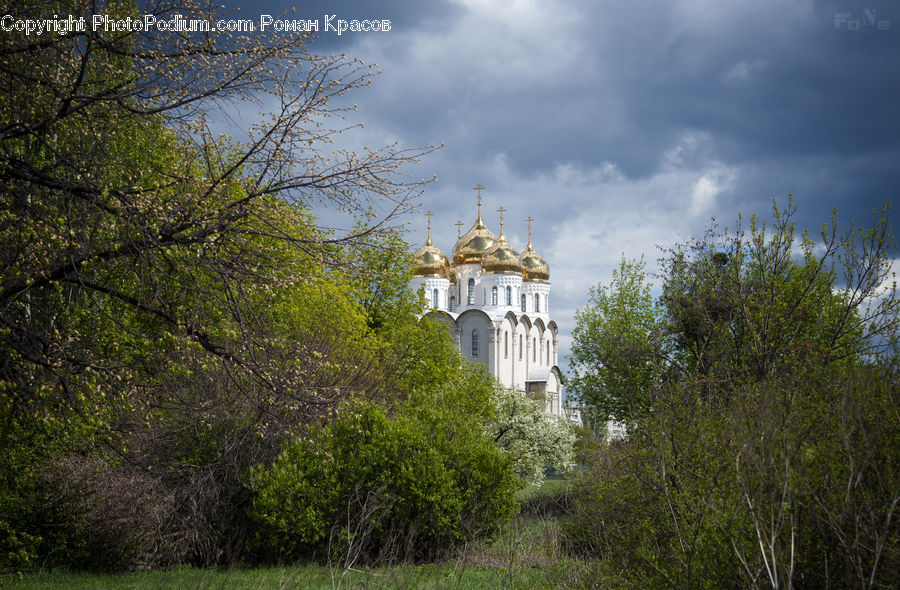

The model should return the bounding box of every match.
[568,256,667,429]
[566,200,899,588]
[0,0,435,570]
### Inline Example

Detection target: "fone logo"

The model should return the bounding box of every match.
[834,9,891,30]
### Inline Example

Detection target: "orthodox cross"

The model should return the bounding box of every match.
[473,184,485,210]
[455,220,464,239]
[524,216,535,243]
[424,211,434,239]
[497,206,508,234]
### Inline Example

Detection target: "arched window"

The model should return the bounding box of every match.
[521,293,526,312]
[519,334,523,360]
[471,329,479,358]
[504,332,508,359]
[505,286,512,306]
[449,296,456,312]
[432,288,439,308]
[492,286,498,306]
[467,278,475,305]
[534,294,540,313]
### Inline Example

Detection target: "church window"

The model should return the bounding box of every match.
[467,278,475,305]
[521,294,526,312]
[492,286,498,306]
[472,329,479,358]
[535,294,540,313]
[506,286,512,305]
[504,332,508,359]
[450,296,456,312]
[432,288,439,308]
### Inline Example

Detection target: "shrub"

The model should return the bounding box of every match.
[250,405,517,564]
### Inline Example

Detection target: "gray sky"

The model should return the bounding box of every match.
[229,0,899,377]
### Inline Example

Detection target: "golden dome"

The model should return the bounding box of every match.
[447,265,457,284]
[452,199,496,265]
[520,234,549,282]
[411,222,450,278]
[482,232,522,274]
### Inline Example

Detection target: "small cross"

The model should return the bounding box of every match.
[524,216,534,242]
[497,206,507,233]
[424,211,434,241]
[473,183,485,206]
[455,220,464,238]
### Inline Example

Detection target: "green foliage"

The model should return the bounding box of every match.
[250,404,517,564]
[0,0,440,572]
[568,256,667,428]
[566,199,899,588]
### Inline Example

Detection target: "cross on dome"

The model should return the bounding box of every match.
[524,216,535,245]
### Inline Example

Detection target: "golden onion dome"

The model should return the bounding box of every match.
[447,265,457,284]
[411,223,450,278]
[520,235,550,282]
[452,200,496,265]
[482,231,522,274]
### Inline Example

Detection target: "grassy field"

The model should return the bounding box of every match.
[1,564,560,590]
[3,479,592,590]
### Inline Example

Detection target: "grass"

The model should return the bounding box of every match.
[1,563,560,589]
[2,479,590,590]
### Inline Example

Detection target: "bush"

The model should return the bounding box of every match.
[564,368,899,589]
[250,405,517,564]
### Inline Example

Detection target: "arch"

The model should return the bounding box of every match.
[518,315,533,331]
[455,308,494,324]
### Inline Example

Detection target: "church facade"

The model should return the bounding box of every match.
[409,190,563,416]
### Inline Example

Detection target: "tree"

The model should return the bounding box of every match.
[568,255,667,429]
[488,387,576,485]
[0,0,436,570]
[566,200,899,588]
[0,0,432,437]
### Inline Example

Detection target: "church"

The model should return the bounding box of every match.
[409,186,563,416]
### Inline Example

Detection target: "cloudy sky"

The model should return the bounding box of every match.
[230,0,899,375]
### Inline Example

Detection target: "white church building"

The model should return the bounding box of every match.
[409,188,563,416]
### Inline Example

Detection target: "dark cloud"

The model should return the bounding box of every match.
[211,0,898,376]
